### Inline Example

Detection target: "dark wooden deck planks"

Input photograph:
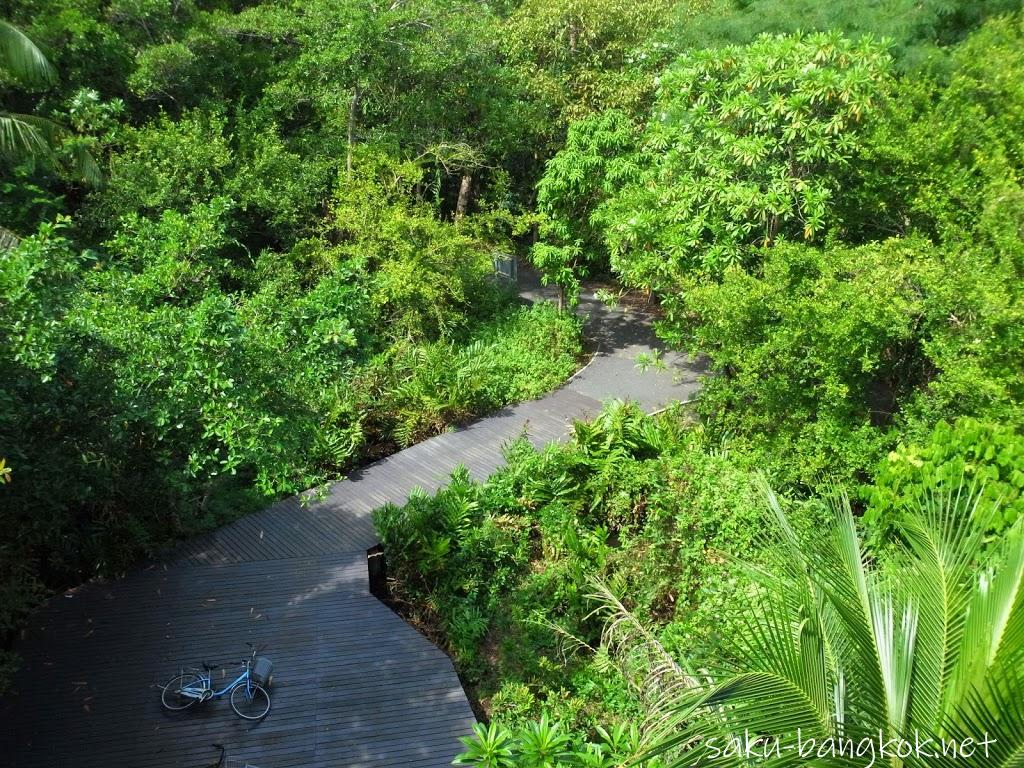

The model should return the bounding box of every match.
[2,553,473,768]
[1,389,611,767]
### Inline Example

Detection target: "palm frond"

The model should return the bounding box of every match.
[0,112,54,159]
[755,483,879,726]
[868,589,918,736]
[941,665,1024,768]
[897,485,988,727]
[0,21,56,86]
[585,580,701,747]
[0,112,101,185]
[946,517,1024,717]
[70,141,103,186]
[641,672,839,768]
[634,479,1024,767]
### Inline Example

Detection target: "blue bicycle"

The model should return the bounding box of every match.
[160,643,273,720]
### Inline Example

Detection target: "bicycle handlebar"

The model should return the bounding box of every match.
[245,643,267,664]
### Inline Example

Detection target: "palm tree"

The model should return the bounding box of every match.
[596,479,1024,767]
[1,20,100,184]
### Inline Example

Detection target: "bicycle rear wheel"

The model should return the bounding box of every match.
[230,683,271,720]
[161,672,206,710]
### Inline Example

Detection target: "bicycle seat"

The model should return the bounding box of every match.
[202,660,219,671]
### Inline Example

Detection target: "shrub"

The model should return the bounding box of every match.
[367,303,583,448]
[375,403,770,734]
[684,238,940,488]
[865,418,1024,537]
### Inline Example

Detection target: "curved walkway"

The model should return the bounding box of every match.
[0,273,705,768]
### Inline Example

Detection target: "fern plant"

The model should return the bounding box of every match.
[454,715,656,768]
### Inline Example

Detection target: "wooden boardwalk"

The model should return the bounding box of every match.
[1,279,704,768]
[6,554,471,767]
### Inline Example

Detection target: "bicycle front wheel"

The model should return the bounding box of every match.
[161,673,206,711]
[230,683,271,720]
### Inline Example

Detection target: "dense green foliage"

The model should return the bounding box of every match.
[686,238,940,486]
[533,32,894,306]
[376,403,770,733]
[377,6,1024,764]
[449,480,1024,768]
[603,33,891,282]
[534,13,1024,494]
[5,0,1024,757]
[2,0,619,672]
[384,405,1024,766]
[866,418,1024,538]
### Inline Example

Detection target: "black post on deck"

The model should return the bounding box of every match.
[367,545,389,600]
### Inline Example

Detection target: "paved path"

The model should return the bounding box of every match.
[1,272,704,768]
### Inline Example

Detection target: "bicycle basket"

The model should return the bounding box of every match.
[251,656,274,687]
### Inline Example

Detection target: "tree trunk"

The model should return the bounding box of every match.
[0,226,21,250]
[455,173,472,220]
[347,84,361,179]
[766,213,780,247]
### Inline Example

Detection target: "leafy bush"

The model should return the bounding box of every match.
[683,239,940,488]
[531,31,893,303]
[866,418,1024,537]
[330,148,508,342]
[530,110,641,299]
[500,0,676,153]
[375,465,533,672]
[376,403,766,734]
[82,107,335,253]
[87,111,236,225]
[601,32,892,286]
[0,214,581,674]
[370,304,583,448]
[845,14,1024,248]
[454,718,653,768]
[679,209,1024,490]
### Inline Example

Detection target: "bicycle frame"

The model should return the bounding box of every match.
[180,665,251,700]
